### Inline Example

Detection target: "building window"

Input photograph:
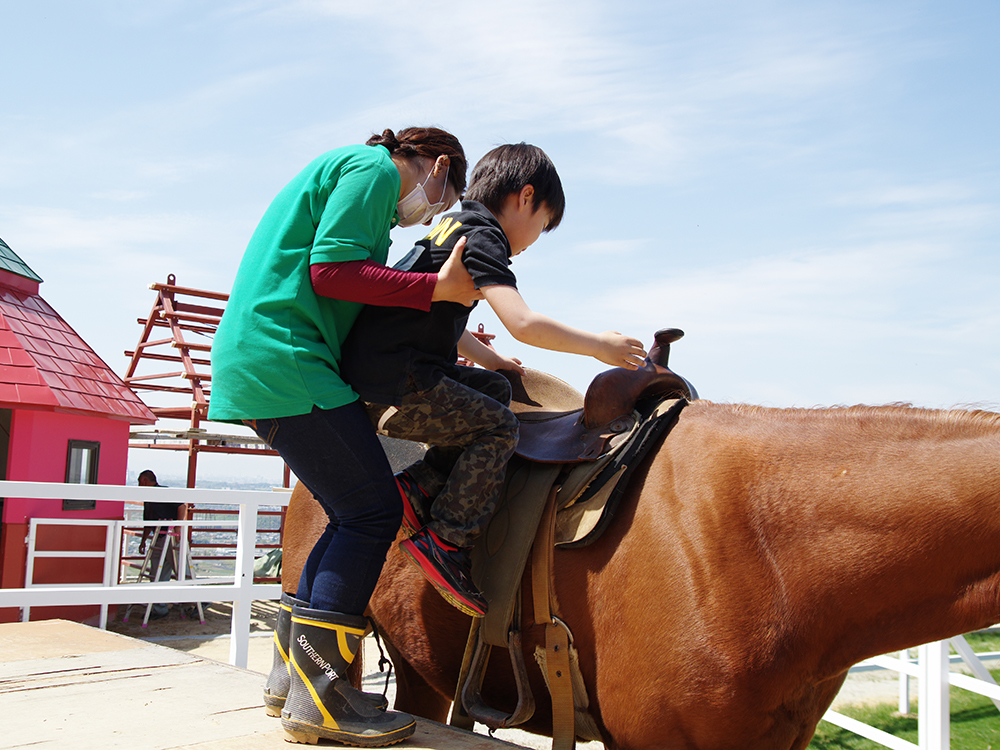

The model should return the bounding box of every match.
[64,440,100,511]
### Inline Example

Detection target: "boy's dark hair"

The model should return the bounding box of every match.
[367,127,467,195]
[465,144,565,231]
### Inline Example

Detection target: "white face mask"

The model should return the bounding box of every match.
[397,164,450,227]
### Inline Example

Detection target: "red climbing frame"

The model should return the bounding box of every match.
[123,274,287,489]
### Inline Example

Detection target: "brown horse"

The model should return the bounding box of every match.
[282,400,1000,750]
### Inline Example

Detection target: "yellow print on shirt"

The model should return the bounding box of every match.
[425,217,463,246]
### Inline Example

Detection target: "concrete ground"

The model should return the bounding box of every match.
[1,619,525,750]
[106,601,592,749]
[103,600,916,749]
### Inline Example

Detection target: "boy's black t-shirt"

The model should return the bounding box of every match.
[340,201,517,406]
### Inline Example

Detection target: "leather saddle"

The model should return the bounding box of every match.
[474,328,695,638]
[510,328,697,463]
[456,329,696,743]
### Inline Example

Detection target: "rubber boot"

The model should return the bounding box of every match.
[265,593,389,717]
[282,606,415,747]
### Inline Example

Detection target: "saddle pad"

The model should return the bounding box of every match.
[470,398,686,646]
[557,398,687,547]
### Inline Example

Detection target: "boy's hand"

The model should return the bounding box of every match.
[490,353,526,377]
[432,237,483,306]
[596,331,647,370]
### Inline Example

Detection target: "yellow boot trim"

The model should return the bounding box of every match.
[274,629,289,664]
[290,615,365,664]
[289,652,340,730]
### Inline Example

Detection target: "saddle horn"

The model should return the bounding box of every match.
[583,327,694,429]
[647,328,684,367]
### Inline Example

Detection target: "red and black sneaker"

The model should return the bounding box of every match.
[394,471,431,538]
[398,527,488,618]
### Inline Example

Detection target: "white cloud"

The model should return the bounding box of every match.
[250,0,880,186]
[593,239,951,333]
[499,233,1000,409]
[3,206,208,254]
[861,203,999,236]
[834,181,976,207]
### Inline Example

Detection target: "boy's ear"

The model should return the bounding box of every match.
[519,184,535,210]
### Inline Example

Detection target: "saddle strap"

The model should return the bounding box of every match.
[449,619,480,731]
[532,489,576,750]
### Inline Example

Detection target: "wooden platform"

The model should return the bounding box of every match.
[0,620,524,749]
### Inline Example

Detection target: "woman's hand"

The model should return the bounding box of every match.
[432,237,483,306]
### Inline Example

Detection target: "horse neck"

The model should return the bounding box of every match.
[715,404,1000,669]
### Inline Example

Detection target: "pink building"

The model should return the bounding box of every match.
[0,237,156,623]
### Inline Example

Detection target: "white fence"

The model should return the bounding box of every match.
[0,480,285,668]
[1,480,999,748]
[822,639,1000,749]
[22,515,242,628]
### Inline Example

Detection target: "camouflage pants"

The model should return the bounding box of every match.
[366,368,518,548]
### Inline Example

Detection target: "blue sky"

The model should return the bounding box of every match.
[1,1,998,483]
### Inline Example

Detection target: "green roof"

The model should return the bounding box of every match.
[0,237,43,283]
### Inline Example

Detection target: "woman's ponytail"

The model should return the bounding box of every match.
[365,128,396,149]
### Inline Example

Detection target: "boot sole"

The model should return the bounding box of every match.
[264,692,285,717]
[282,717,415,747]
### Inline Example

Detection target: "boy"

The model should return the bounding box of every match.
[340,143,646,617]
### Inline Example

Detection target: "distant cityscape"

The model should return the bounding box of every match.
[124,472,284,492]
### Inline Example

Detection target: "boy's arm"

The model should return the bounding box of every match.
[457,329,526,375]
[483,285,646,369]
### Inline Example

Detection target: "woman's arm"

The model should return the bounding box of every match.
[311,237,481,309]
[311,259,436,309]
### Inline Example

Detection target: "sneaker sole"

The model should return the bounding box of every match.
[398,541,487,618]
[395,480,423,539]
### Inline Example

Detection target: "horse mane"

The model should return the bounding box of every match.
[698,401,1000,439]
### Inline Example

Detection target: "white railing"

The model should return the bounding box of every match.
[0,480,286,668]
[23,516,120,630]
[821,638,1000,749]
[22,516,241,628]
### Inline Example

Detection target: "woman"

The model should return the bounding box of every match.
[209,127,479,746]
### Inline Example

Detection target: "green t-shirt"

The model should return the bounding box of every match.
[208,144,400,421]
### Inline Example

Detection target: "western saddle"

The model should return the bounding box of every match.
[450,328,696,749]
